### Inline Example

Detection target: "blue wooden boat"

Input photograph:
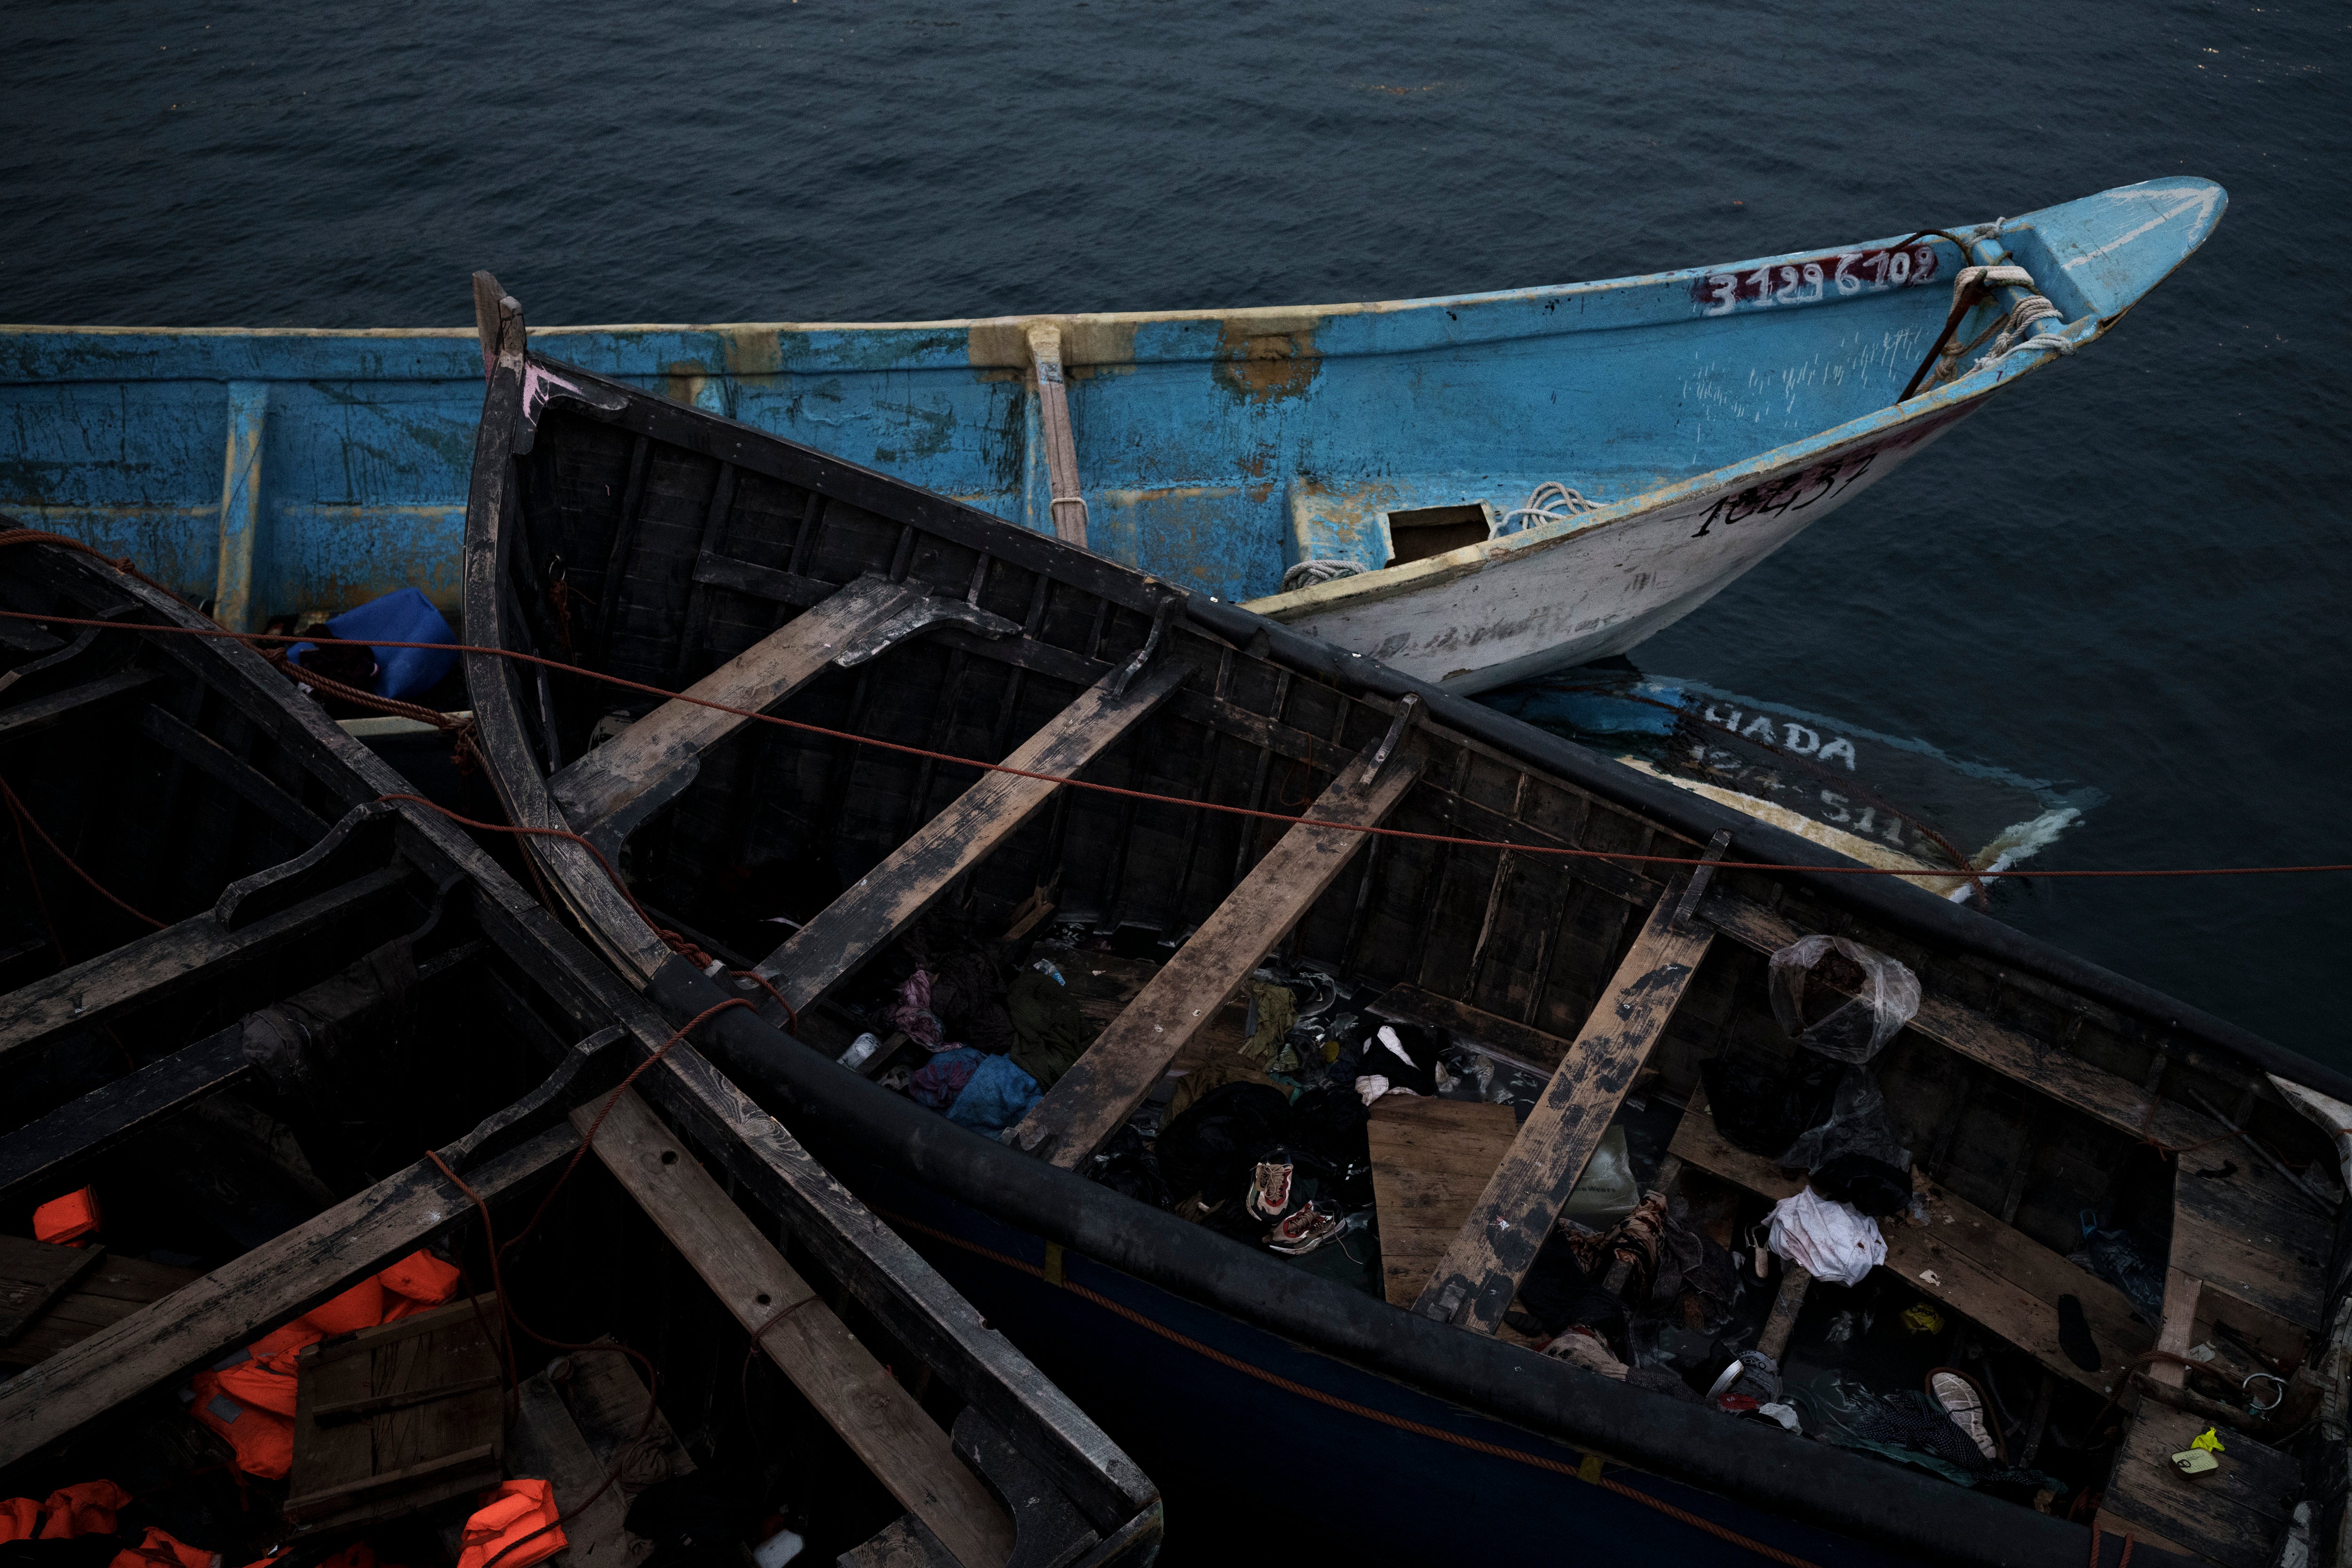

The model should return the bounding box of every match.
[1,179,2219,689]
[457,289,2344,1568]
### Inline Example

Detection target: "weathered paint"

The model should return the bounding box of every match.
[0,179,2219,677]
[212,380,269,629]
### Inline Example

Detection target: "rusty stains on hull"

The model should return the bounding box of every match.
[1212,320,1320,405]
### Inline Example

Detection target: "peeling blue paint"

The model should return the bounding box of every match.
[0,180,2219,633]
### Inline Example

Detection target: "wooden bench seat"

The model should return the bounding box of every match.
[2166,1154,2329,1370]
[1667,1102,2152,1394]
[2096,1404,2299,1568]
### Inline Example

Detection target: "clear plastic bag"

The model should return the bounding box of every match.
[1769,935,1922,1064]
[1778,1067,1913,1174]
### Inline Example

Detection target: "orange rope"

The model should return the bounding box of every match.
[880,1210,1829,1568]
[7,578,2352,884]
[0,768,163,929]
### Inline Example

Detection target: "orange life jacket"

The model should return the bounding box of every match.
[187,1371,294,1480]
[300,1275,386,1337]
[32,1187,101,1248]
[111,1524,217,1568]
[192,1248,462,1476]
[213,1346,304,1420]
[37,1480,132,1538]
[378,1251,461,1314]
[454,1480,565,1568]
[0,1497,41,1543]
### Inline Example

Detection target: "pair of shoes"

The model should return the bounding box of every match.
[1247,1152,1295,1220]
[1927,1367,2007,1464]
[1267,1201,1343,1255]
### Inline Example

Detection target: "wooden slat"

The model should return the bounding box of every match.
[2151,1267,2200,1390]
[0,1025,251,1204]
[1364,1098,1520,1309]
[507,1371,641,1568]
[1698,890,2225,1153]
[1027,326,1087,548]
[286,1294,504,1530]
[0,1237,104,1345]
[0,865,412,1061]
[755,658,1189,1015]
[1011,747,1424,1169]
[1414,884,1711,1331]
[572,1091,1015,1568]
[547,574,921,832]
[139,703,332,841]
[633,1043,1155,1535]
[1369,982,1573,1076]
[0,668,159,741]
[1668,1103,2152,1393]
[0,1125,576,1466]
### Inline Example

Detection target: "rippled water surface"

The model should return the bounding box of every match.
[6,0,2344,1047]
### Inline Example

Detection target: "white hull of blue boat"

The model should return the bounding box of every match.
[0,180,2220,689]
[1266,403,1969,690]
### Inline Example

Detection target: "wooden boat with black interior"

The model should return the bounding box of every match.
[459,278,2352,1568]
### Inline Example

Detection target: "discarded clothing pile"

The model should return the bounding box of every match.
[1149,1006,1400,1258]
[881,918,1097,1135]
[186,1249,462,1478]
[1796,1371,2059,1491]
[1516,1192,1744,1357]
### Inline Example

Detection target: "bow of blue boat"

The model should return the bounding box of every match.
[0,180,2222,664]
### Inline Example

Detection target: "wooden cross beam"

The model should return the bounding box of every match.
[1011,737,1423,1170]
[547,574,922,838]
[1414,845,1722,1333]
[754,657,1190,1019]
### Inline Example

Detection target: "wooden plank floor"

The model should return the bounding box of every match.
[2098,1404,2297,1568]
[1365,1098,1521,1310]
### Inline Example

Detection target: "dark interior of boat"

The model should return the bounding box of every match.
[0,543,1155,1568]
[481,361,2352,1568]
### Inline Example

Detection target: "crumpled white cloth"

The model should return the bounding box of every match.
[1765,1187,1885,1287]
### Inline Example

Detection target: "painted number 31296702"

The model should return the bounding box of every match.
[1699,244,1939,317]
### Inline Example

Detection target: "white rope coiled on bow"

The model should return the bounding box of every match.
[1971,293,2074,371]
[1279,558,1367,593]
[1498,481,1597,537]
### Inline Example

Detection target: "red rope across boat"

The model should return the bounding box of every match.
[2,574,2348,885]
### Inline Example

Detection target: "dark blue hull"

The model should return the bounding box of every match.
[846,1160,1913,1568]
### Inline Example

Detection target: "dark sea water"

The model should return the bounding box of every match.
[4,0,2347,1552]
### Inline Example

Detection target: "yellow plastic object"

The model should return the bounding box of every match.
[1900,1302,1946,1335]
[2170,1449,2220,1476]
[2191,1426,2225,1454]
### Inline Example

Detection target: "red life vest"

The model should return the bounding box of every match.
[32,1187,101,1248]
[0,1497,42,1543]
[191,1249,466,1477]
[37,1480,132,1538]
[454,1480,565,1568]
[111,1525,218,1568]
